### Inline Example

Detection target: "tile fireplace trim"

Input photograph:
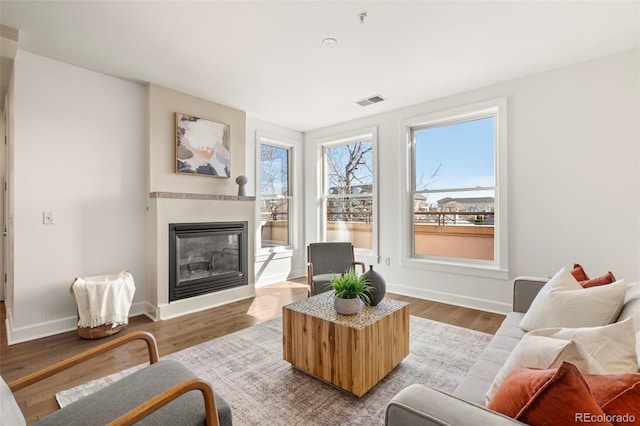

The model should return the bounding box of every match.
[149,192,255,201]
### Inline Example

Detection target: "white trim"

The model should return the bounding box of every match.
[401,97,509,275]
[142,301,158,321]
[5,301,149,345]
[414,185,495,195]
[400,258,509,280]
[5,315,76,346]
[255,132,298,254]
[314,127,377,147]
[495,97,509,270]
[316,126,379,258]
[404,100,502,129]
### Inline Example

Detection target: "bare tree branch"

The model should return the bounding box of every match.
[325,141,373,222]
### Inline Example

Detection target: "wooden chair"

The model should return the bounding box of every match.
[1,331,232,426]
[307,242,365,296]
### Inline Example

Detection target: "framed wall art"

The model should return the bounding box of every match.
[175,112,231,177]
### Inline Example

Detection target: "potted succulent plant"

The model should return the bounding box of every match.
[326,268,375,315]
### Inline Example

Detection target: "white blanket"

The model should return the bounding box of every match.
[72,271,135,328]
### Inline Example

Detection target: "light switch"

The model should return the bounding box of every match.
[43,211,55,225]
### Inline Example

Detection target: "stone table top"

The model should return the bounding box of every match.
[283,291,409,330]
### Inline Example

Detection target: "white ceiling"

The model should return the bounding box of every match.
[1,1,638,131]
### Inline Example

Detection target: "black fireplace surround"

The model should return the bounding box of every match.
[169,221,248,302]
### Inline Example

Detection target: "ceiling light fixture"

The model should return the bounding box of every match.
[358,11,367,24]
[321,37,338,48]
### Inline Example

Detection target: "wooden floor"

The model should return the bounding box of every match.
[0,278,505,424]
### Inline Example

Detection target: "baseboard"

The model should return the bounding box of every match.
[5,300,153,345]
[128,300,147,317]
[142,301,159,321]
[386,282,511,315]
[5,308,77,345]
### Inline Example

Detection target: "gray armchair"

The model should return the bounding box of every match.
[307,242,365,296]
[1,331,232,426]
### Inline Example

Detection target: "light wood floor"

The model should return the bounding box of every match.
[1,278,505,424]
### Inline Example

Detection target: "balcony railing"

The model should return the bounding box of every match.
[260,210,495,260]
[414,211,495,226]
[326,210,373,224]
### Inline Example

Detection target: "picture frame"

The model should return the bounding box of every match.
[175,112,231,178]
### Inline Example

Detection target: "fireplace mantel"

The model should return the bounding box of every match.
[150,192,255,201]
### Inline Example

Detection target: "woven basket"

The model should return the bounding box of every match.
[70,284,127,340]
[76,316,126,339]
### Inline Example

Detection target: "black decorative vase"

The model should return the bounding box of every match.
[363,265,386,306]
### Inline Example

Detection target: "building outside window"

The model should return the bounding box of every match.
[259,142,292,249]
[321,134,376,252]
[407,99,507,271]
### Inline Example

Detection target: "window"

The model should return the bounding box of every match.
[259,142,292,249]
[406,99,507,274]
[321,132,376,252]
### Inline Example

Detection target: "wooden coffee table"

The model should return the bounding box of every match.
[282,292,409,397]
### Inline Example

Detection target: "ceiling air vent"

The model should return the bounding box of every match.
[355,94,387,107]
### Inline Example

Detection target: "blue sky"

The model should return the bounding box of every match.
[415,116,495,192]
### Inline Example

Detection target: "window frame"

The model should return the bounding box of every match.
[256,133,296,254]
[317,127,378,258]
[401,98,508,279]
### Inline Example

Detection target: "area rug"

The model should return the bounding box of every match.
[56,316,492,425]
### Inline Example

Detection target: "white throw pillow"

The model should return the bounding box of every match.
[519,267,626,332]
[527,318,638,373]
[485,334,605,404]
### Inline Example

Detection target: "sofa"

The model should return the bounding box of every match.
[385,274,640,425]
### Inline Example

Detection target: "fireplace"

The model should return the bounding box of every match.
[169,221,248,302]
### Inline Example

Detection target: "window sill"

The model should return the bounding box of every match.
[401,257,509,280]
[255,248,294,262]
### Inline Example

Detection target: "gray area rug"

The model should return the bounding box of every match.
[57,316,492,425]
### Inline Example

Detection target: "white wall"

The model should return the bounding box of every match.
[3,68,15,312]
[246,117,306,286]
[305,48,640,314]
[8,51,146,343]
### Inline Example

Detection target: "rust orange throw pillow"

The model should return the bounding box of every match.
[571,263,589,282]
[581,271,617,288]
[570,264,617,288]
[487,362,611,426]
[585,374,640,426]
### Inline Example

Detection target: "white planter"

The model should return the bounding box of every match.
[334,297,363,315]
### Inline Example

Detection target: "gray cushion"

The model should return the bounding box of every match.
[36,360,232,426]
[308,242,354,275]
[386,384,523,426]
[1,375,26,426]
[453,312,526,404]
[311,273,334,295]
